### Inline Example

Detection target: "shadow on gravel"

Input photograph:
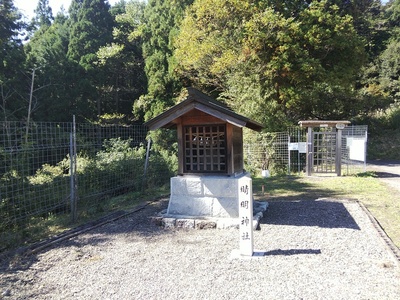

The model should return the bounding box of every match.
[261,199,360,230]
[374,172,400,178]
[260,249,322,256]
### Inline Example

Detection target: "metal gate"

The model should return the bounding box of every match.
[313,129,337,173]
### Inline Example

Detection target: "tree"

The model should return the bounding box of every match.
[67,0,113,69]
[385,0,400,41]
[378,40,400,101]
[67,0,114,120]
[133,0,194,122]
[24,11,73,121]
[379,0,400,102]
[96,0,147,122]
[174,0,366,130]
[32,0,54,28]
[0,0,26,121]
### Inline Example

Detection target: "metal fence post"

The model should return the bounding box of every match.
[142,138,152,192]
[306,127,313,176]
[336,128,343,176]
[70,116,77,222]
[287,133,290,175]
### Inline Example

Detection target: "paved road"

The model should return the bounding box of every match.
[367,160,400,193]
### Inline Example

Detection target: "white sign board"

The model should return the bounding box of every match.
[288,142,307,153]
[238,177,253,256]
[298,142,307,153]
[288,142,299,151]
[347,137,366,162]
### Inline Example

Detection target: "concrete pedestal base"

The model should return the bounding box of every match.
[151,173,269,229]
[166,173,250,218]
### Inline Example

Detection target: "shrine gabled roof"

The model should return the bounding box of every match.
[144,87,264,131]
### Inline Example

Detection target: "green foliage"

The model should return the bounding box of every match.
[67,0,113,67]
[0,0,26,122]
[96,0,147,121]
[380,38,400,102]
[24,13,74,122]
[32,0,54,29]
[357,102,400,159]
[145,147,178,188]
[76,138,146,197]
[175,0,366,130]
[63,0,115,121]
[134,0,193,122]
[0,0,24,45]
[28,163,65,184]
[0,0,398,141]
[0,151,70,234]
[354,171,377,178]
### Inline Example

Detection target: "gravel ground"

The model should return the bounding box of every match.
[1,197,399,300]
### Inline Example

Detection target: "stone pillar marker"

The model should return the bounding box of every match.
[238,176,254,256]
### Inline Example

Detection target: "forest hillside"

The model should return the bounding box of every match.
[1,0,400,158]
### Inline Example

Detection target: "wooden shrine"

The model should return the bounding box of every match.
[144,87,263,220]
[145,87,263,176]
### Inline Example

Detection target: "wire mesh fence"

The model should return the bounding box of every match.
[0,121,368,245]
[1,122,73,230]
[341,125,368,174]
[244,131,291,177]
[0,121,168,235]
[244,126,368,177]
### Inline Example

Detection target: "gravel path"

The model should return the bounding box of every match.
[367,160,400,194]
[1,197,399,300]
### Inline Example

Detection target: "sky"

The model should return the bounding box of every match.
[14,0,119,21]
[13,0,391,21]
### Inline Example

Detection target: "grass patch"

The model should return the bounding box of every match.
[253,174,400,248]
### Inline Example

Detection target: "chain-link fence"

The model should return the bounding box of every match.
[0,121,178,237]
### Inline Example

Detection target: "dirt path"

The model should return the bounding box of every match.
[367,160,400,193]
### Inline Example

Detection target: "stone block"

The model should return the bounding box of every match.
[185,178,203,196]
[212,197,239,218]
[202,177,237,198]
[195,220,217,229]
[170,177,203,196]
[150,216,163,226]
[170,177,186,195]
[162,218,176,229]
[176,219,195,229]
[167,195,213,216]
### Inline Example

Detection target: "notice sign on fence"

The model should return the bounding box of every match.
[238,176,254,256]
[288,142,307,153]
